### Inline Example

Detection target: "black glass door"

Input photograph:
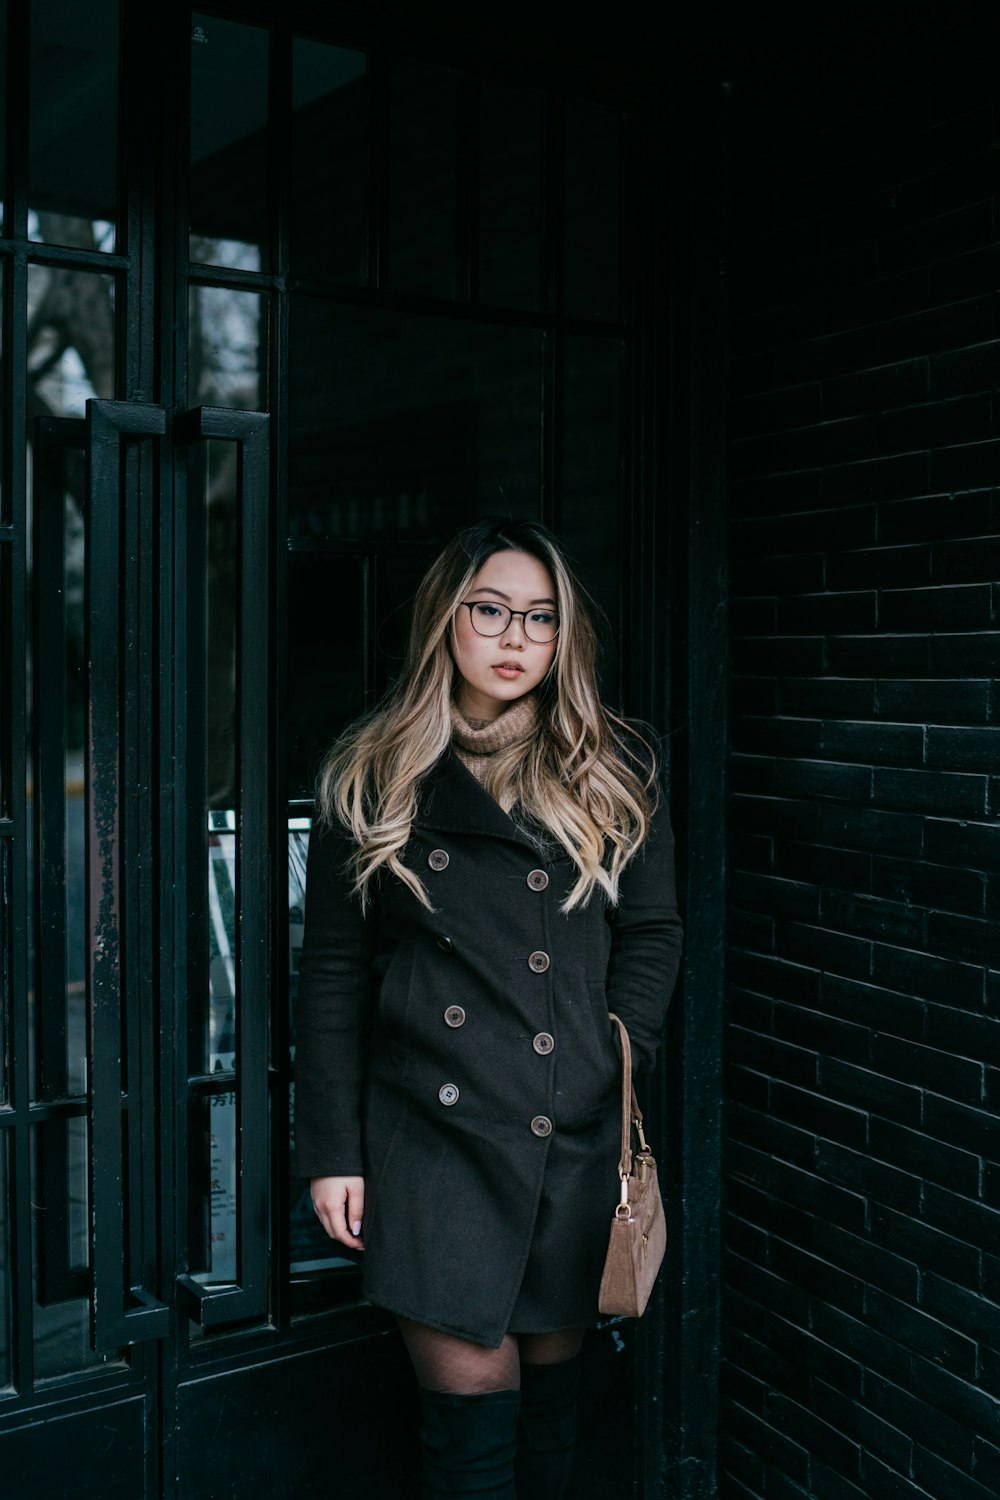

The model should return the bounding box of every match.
[1,7,659,1496]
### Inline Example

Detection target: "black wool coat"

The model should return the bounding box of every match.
[294,748,684,1346]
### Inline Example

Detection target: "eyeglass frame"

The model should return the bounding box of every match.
[458,600,560,644]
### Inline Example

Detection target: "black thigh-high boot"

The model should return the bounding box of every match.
[418,1387,521,1499]
[515,1354,582,1500]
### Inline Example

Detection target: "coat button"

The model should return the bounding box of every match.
[428,849,449,871]
[530,1115,553,1137]
[526,869,549,891]
[527,951,550,973]
[444,1006,466,1028]
[436,934,454,953]
[438,1083,460,1106]
[532,1032,555,1055]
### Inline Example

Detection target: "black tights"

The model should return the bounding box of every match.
[398,1317,584,1394]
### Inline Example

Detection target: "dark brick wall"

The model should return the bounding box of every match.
[722,80,1000,1500]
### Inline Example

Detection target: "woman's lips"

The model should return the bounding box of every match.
[492,664,524,679]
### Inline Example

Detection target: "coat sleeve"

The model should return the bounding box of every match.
[293,818,377,1179]
[603,786,684,1077]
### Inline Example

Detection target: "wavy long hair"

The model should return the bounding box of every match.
[317,518,658,912]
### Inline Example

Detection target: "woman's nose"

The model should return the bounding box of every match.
[500,615,527,647]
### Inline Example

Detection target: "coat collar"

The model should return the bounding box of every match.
[413,749,542,851]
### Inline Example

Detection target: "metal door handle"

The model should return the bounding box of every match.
[174,405,271,1327]
[86,400,170,1349]
[33,418,90,1308]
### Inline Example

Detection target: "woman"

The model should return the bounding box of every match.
[295,518,683,1499]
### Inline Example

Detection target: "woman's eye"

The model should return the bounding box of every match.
[474,604,503,618]
[530,611,556,625]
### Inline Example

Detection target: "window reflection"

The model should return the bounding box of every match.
[375,552,435,702]
[194,810,237,1285]
[564,103,622,323]
[196,817,354,1281]
[29,211,115,253]
[190,14,268,271]
[204,438,238,812]
[0,261,5,526]
[207,811,236,1070]
[189,285,262,409]
[27,443,88,1101]
[0,1,8,234]
[388,59,458,298]
[285,549,434,799]
[288,299,541,542]
[190,1091,237,1290]
[188,289,262,814]
[288,820,355,1273]
[29,0,119,250]
[26,267,114,1105]
[27,263,115,414]
[187,290,268,1291]
[479,84,542,311]
[32,1119,121,1378]
[561,336,622,704]
[287,554,366,798]
[291,39,367,285]
[0,1136,8,1390]
[0,847,8,1104]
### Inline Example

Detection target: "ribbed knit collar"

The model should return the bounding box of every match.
[450,693,538,781]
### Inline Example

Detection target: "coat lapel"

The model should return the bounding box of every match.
[414,750,541,851]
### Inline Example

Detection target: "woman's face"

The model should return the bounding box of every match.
[451,549,558,721]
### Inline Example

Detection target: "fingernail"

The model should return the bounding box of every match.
[351,1220,362,1236]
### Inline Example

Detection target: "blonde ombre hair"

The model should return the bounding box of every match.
[317,518,658,913]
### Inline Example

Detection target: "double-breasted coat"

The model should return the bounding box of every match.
[294,746,683,1347]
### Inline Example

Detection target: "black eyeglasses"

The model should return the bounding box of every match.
[460,601,560,644]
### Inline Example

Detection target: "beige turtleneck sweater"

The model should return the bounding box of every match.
[450,694,538,784]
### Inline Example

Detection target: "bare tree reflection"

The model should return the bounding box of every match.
[189,271,262,808]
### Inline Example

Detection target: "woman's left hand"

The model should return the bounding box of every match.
[310,1174,365,1249]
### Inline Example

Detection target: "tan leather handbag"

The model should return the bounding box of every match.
[598,1014,667,1318]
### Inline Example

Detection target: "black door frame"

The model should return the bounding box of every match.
[1,5,728,1494]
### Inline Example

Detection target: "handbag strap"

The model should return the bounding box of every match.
[608,1012,643,1182]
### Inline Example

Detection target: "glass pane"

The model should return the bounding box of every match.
[32,1118,122,1378]
[288,298,542,541]
[26,285,105,1104]
[188,1090,238,1289]
[27,264,115,412]
[288,821,307,1054]
[29,0,119,251]
[207,809,236,1070]
[0,852,7,1110]
[291,39,368,285]
[561,336,622,705]
[0,847,8,1104]
[29,428,88,1101]
[189,823,243,1301]
[288,819,355,1274]
[0,0,7,234]
[287,554,366,799]
[564,103,621,322]
[479,83,542,311]
[0,1132,8,1390]
[189,433,240,1080]
[0,262,6,523]
[388,58,458,299]
[0,541,8,815]
[190,15,268,271]
[186,287,264,1072]
[189,285,263,409]
[205,436,238,816]
[375,551,436,702]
